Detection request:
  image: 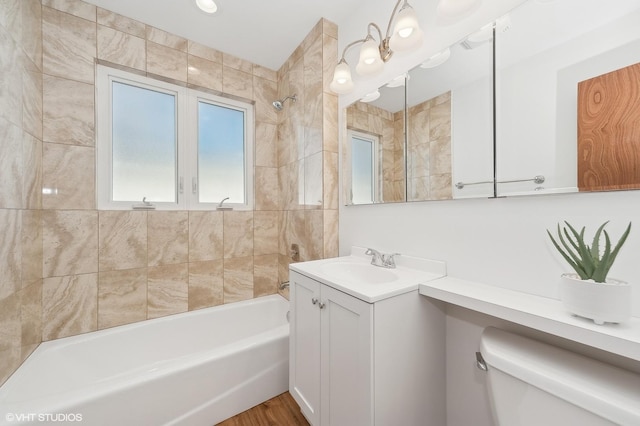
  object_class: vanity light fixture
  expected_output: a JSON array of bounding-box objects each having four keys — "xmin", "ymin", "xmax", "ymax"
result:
[
  {"xmin": 195, "ymin": 0, "xmax": 218, "ymax": 14},
  {"xmin": 420, "ymin": 47, "xmax": 451, "ymax": 69},
  {"xmin": 329, "ymin": 0, "xmax": 423, "ymax": 94},
  {"xmin": 360, "ymin": 90, "xmax": 381, "ymax": 103}
]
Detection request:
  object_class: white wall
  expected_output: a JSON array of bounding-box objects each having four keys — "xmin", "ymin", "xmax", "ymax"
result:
[{"xmin": 336, "ymin": 1, "xmax": 640, "ymax": 425}]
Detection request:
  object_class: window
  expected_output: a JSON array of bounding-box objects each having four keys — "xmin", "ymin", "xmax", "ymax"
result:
[
  {"xmin": 97, "ymin": 65, "xmax": 254, "ymax": 210},
  {"xmin": 348, "ymin": 130, "xmax": 379, "ymax": 204}
]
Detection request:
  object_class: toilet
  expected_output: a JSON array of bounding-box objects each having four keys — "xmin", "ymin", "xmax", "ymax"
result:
[{"xmin": 479, "ymin": 327, "xmax": 640, "ymax": 426}]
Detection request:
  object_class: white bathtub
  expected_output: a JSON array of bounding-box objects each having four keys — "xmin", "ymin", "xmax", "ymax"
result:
[{"xmin": 0, "ymin": 294, "xmax": 289, "ymax": 425}]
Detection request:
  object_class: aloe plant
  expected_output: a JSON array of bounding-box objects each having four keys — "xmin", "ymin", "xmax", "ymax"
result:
[{"xmin": 547, "ymin": 221, "xmax": 631, "ymax": 283}]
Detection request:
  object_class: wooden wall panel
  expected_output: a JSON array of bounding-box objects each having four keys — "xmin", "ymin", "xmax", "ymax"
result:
[{"xmin": 577, "ymin": 62, "xmax": 640, "ymax": 191}]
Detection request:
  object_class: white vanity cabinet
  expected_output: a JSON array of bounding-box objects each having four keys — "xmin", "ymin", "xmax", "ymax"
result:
[{"xmin": 289, "ymin": 269, "xmax": 446, "ymax": 426}]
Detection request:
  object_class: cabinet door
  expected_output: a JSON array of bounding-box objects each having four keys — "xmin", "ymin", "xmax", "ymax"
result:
[
  {"xmin": 289, "ymin": 272, "xmax": 321, "ymax": 425},
  {"xmin": 320, "ymin": 285, "xmax": 373, "ymax": 426}
]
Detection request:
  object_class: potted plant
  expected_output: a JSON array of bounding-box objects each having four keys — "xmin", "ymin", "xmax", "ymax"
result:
[{"xmin": 547, "ymin": 221, "xmax": 632, "ymax": 325}]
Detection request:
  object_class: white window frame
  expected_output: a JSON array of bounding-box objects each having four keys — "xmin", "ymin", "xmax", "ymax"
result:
[
  {"xmin": 348, "ymin": 129, "xmax": 380, "ymax": 204},
  {"xmin": 96, "ymin": 65, "xmax": 254, "ymax": 211}
]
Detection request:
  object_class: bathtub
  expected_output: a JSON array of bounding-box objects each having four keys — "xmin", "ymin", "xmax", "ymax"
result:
[{"xmin": 0, "ymin": 294, "xmax": 289, "ymax": 425}]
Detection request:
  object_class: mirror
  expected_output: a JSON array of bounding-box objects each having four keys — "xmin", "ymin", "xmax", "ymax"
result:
[
  {"xmin": 495, "ymin": 0, "xmax": 640, "ymax": 196},
  {"xmin": 407, "ymin": 38, "xmax": 494, "ymax": 201},
  {"xmin": 345, "ymin": 78, "xmax": 407, "ymax": 204}
]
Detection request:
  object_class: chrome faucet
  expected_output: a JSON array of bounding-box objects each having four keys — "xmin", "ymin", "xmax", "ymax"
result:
[{"xmin": 365, "ymin": 249, "xmax": 400, "ymax": 269}]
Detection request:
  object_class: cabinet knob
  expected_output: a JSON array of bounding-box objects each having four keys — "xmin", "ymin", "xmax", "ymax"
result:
[
  {"xmin": 319, "ymin": 302, "xmax": 326, "ymax": 309},
  {"xmin": 312, "ymin": 298, "xmax": 318, "ymax": 305}
]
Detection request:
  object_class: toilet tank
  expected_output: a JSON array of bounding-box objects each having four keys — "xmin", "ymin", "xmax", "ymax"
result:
[{"xmin": 480, "ymin": 327, "xmax": 640, "ymax": 426}]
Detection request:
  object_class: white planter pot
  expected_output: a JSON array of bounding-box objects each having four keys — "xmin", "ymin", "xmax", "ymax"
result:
[{"xmin": 560, "ymin": 273, "xmax": 632, "ymax": 325}]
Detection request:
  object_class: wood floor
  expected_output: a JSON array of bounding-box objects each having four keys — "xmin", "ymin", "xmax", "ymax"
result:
[{"xmin": 216, "ymin": 392, "xmax": 310, "ymax": 426}]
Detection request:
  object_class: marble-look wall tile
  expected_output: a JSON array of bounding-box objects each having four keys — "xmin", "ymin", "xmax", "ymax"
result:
[
  {"xmin": 305, "ymin": 210, "xmax": 323, "ymax": 261},
  {"xmin": 430, "ymin": 100, "xmax": 451, "ymax": 140},
  {"xmin": 188, "ymin": 211, "xmax": 223, "ymax": 262},
  {"xmin": 42, "ymin": 0, "xmax": 96, "ymax": 21},
  {"xmin": 255, "ymin": 167, "xmax": 279, "ymax": 211},
  {"xmin": 148, "ymin": 211, "xmax": 188, "ymax": 267},
  {"xmin": 0, "ymin": 209, "xmax": 21, "ymax": 301},
  {"xmin": 188, "ymin": 260, "xmax": 223, "ymax": 311},
  {"xmin": 23, "ymin": 65, "xmax": 43, "ymax": 141},
  {"xmin": 0, "ymin": 292, "xmax": 19, "ymax": 354},
  {"xmin": 43, "ymin": 75, "xmax": 94, "ymax": 146},
  {"xmin": 0, "ymin": 0, "xmax": 21, "ymax": 43},
  {"xmin": 97, "ymin": 7, "xmax": 145, "ymax": 38},
  {"xmin": 254, "ymin": 76, "xmax": 277, "ymax": 125},
  {"xmin": 187, "ymin": 54, "xmax": 222, "ymax": 91},
  {"xmin": 322, "ymin": 33, "xmax": 338, "ymax": 94},
  {"xmin": 304, "ymin": 153, "xmax": 323, "ymax": 208},
  {"xmin": 430, "ymin": 174, "xmax": 452, "ymax": 200},
  {"xmin": 21, "ymin": 210, "xmax": 42, "ymax": 284},
  {"xmin": 98, "ymin": 268, "xmax": 146, "ymax": 329},
  {"xmin": 187, "ymin": 40, "xmax": 222, "ymax": 63},
  {"xmin": 42, "ymin": 143, "xmax": 95, "ymax": 209},
  {"xmin": 223, "ymin": 211, "xmax": 254, "ymax": 258},
  {"xmin": 146, "ymin": 41, "xmax": 187, "ymax": 82},
  {"xmin": 20, "ymin": 280, "xmax": 42, "ymax": 349},
  {"xmin": 254, "ymin": 254, "xmax": 278, "ymax": 297},
  {"xmin": 146, "ymin": 26, "xmax": 187, "ymax": 51},
  {"xmin": 22, "ymin": 0, "xmax": 42, "ymax": 71},
  {"xmin": 222, "ymin": 66, "xmax": 253, "ymax": 99},
  {"xmin": 97, "ymin": 25, "xmax": 145, "ymax": 71},
  {"xmin": 0, "ymin": 116, "xmax": 23, "ymax": 209},
  {"xmin": 223, "ymin": 256, "xmax": 253, "ymax": 303},
  {"xmin": 322, "ymin": 19, "xmax": 338, "ymax": 39},
  {"xmin": 223, "ymin": 53, "xmax": 253, "ymax": 74},
  {"xmin": 323, "ymin": 151, "xmax": 338, "ymax": 210},
  {"xmin": 253, "ymin": 65, "xmax": 277, "ymax": 82},
  {"xmin": 98, "ymin": 211, "xmax": 147, "ymax": 271},
  {"xmin": 255, "ymin": 122, "xmax": 277, "ymax": 168},
  {"xmin": 148, "ymin": 263, "xmax": 188, "ymax": 319},
  {"xmin": 43, "ymin": 210, "xmax": 97, "ymax": 277},
  {"xmin": 323, "ymin": 94, "xmax": 338, "ymax": 153},
  {"xmin": 42, "ymin": 273, "xmax": 98, "ymax": 341},
  {"xmin": 323, "ymin": 209, "xmax": 339, "ymax": 259},
  {"xmin": 254, "ymin": 211, "xmax": 279, "ymax": 255},
  {"xmin": 42, "ymin": 6, "xmax": 96, "ymax": 84},
  {"xmin": 430, "ymin": 137, "xmax": 452, "ymax": 176},
  {"xmin": 0, "ymin": 26, "xmax": 22, "ymax": 128}
]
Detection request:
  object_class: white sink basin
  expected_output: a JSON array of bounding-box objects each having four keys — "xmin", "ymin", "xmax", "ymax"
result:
[{"xmin": 320, "ymin": 262, "xmax": 399, "ymax": 284}]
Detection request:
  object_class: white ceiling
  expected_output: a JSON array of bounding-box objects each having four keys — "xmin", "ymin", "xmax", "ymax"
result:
[{"xmin": 83, "ymin": 0, "xmax": 366, "ymax": 71}]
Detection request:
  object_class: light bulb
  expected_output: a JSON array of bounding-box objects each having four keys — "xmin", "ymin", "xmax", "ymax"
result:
[
  {"xmin": 356, "ymin": 38, "xmax": 384, "ymax": 77},
  {"xmin": 330, "ymin": 61, "xmax": 354, "ymax": 94},
  {"xmin": 390, "ymin": 4, "xmax": 423, "ymax": 52},
  {"xmin": 195, "ymin": 0, "xmax": 217, "ymax": 14}
]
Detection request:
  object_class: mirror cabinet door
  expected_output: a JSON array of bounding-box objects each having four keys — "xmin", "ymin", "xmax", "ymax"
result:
[
  {"xmin": 495, "ymin": 0, "xmax": 640, "ymax": 196},
  {"xmin": 345, "ymin": 81, "xmax": 406, "ymax": 205},
  {"xmin": 407, "ymin": 36, "xmax": 494, "ymax": 201}
]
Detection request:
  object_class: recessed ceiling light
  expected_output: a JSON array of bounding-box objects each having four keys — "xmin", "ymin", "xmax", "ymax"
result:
[{"xmin": 195, "ymin": 0, "xmax": 218, "ymax": 14}]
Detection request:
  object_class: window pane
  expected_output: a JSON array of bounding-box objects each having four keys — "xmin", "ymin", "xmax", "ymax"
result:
[
  {"xmin": 352, "ymin": 136, "xmax": 374, "ymax": 204},
  {"xmin": 198, "ymin": 101, "xmax": 245, "ymax": 203},
  {"xmin": 112, "ymin": 81, "xmax": 177, "ymax": 202}
]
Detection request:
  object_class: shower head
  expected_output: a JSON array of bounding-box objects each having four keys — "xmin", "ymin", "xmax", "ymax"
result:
[{"xmin": 272, "ymin": 94, "xmax": 297, "ymax": 111}]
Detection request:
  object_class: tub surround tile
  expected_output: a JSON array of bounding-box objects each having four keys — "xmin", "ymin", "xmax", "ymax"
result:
[
  {"xmin": 223, "ymin": 256, "xmax": 254, "ymax": 304},
  {"xmin": 188, "ymin": 260, "xmax": 224, "ymax": 311},
  {"xmin": 21, "ymin": 0, "xmax": 43, "ymax": 72},
  {"xmin": 42, "ymin": 0, "xmax": 96, "ymax": 22},
  {"xmin": 148, "ymin": 264, "xmax": 188, "ymax": 319},
  {"xmin": 20, "ymin": 280, "xmax": 42, "ymax": 348},
  {"xmin": 146, "ymin": 41, "xmax": 187, "ymax": 82},
  {"xmin": 187, "ymin": 54, "xmax": 222, "ymax": 91},
  {"xmin": 253, "ymin": 64, "xmax": 277, "ymax": 82},
  {"xmin": 0, "ymin": 27, "xmax": 22, "ymax": 128},
  {"xmin": 97, "ymin": 7, "xmax": 145, "ymax": 38},
  {"xmin": 43, "ymin": 74, "xmax": 94, "ymax": 146},
  {"xmin": 188, "ymin": 211, "xmax": 223, "ymax": 262},
  {"xmin": 22, "ymin": 67, "xmax": 43, "ymax": 141},
  {"xmin": 222, "ymin": 66, "xmax": 253, "ymax": 99},
  {"xmin": 0, "ymin": 117, "xmax": 23, "ymax": 209},
  {"xmin": 256, "ymin": 122, "xmax": 277, "ymax": 168},
  {"xmin": 255, "ymin": 167, "xmax": 279, "ymax": 211},
  {"xmin": 254, "ymin": 254, "xmax": 278, "ymax": 297},
  {"xmin": 323, "ymin": 94, "xmax": 338, "ymax": 153},
  {"xmin": 42, "ymin": 143, "xmax": 95, "ymax": 210},
  {"xmin": 146, "ymin": 26, "xmax": 187, "ymax": 51},
  {"xmin": 42, "ymin": 6, "xmax": 96, "ymax": 84},
  {"xmin": 42, "ymin": 273, "xmax": 98, "ymax": 341},
  {"xmin": 323, "ymin": 209, "xmax": 339, "ymax": 259},
  {"xmin": 430, "ymin": 174, "xmax": 452, "ymax": 200},
  {"xmin": 305, "ymin": 210, "xmax": 323, "ymax": 261},
  {"xmin": 223, "ymin": 52, "xmax": 252, "ymax": 74},
  {"xmin": 254, "ymin": 76, "xmax": 277, "ymax": 125},
  {"xmin": 223, "ymin": 211, "xmax": 254, "ymax": 258},
  {"xmin": 99, "ymin": 211, "xmax": 147, "ymax": 271},
  {"xmin": 304, "ymin": 153, "xmax": 323, "ymax": 208},
  {"xmin": 0, "ymin": 209, "xmax": 21, "ymax": 301},
  {"xmin": 0, "ymin": 292, "xmax": 20, "ymax": 353},
  {"xmin": 148, "ymin": 211, "xmax": 188, "ymax": 267},
  {"xmin": 0, "ymin": 0, "xmax": 21, "ymax": 40},
  {"xmin": 187, "ymin": 40, "xmax": 222, "ymax": 63},
  {"xmin": 323, "ymin": 151, "xmax": 338, "ymax": 210},
  {"xmin": 98, "ymin": 25, "xmax": 146, "ymax": 71},
  {"xmin": 21, "ymin": 210, "xmax": 42, "ymax": 283},
  {"xmin": 98, "ymin": 268, "xmax": 147, "ymax": 329},
  {"xmin": 254, "ymin": 211, "xmax": 279, "ymax": 256},
  {"xmin": 43, "ymin": 210, "xmax": 97, "ymax": 278}
]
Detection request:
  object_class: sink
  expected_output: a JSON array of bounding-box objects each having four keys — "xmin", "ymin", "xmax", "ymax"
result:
[{"xmin": 320, "ymin": 262, "xmax": 399, "ymax": 284}]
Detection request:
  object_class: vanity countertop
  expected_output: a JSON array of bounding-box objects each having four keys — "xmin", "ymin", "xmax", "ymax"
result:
[
  {"xmin": 290, "ymin": 247, "xmax": 446, "ymax": 303},
  {"xmin": 419, "ymin": 277, "xmax": 640, "ymax": 361}
]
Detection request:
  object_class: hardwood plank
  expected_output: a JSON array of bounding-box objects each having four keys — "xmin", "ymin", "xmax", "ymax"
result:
[{"xmin": 216, "ymin": 392, "xmax": 310, "ymax": 426}]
